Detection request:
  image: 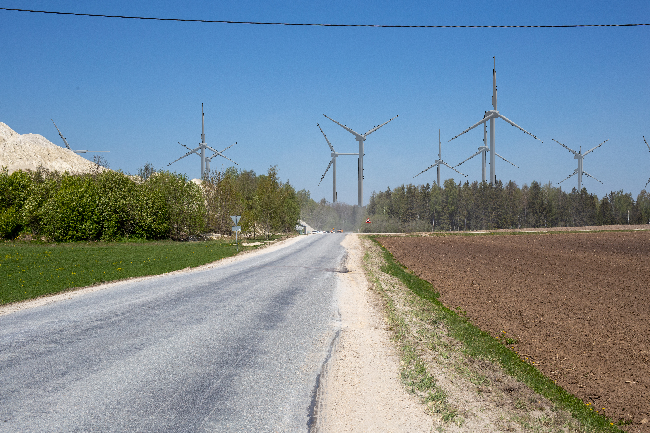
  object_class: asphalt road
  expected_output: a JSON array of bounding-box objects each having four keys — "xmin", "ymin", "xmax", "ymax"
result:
[{"xmin": 0, "ymin": 234, "xmax": 347, "ymax": 432}]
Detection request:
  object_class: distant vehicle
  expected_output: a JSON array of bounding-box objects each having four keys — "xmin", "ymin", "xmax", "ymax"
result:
[{"xmin": 337, "ymin": 229, "xmax": 343, "ymax": 233}]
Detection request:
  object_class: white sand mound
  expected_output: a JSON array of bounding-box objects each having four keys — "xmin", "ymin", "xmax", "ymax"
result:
[{"xmin": 0, "ymin": 122, "xmax": 106, "ymax": 174}]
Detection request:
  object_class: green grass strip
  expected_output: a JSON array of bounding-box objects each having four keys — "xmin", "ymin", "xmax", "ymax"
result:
[
  {"xmin": 369, "ymin": 235, "xmax": 624, "ymax": 432},
  {"xmin": 0, "ymin": 239, "xmax": 248, "ymax": 305}
]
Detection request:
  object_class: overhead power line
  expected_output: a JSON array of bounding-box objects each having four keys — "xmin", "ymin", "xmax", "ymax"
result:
[{"xmin": 0, "ymin": 7, "xmax": 648, "ymax": 28}]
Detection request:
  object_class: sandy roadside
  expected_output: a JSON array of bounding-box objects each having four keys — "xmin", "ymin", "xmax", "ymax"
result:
[{"xmin": 314, "ymin": 234, "xmax": 434, "ymax": 433}]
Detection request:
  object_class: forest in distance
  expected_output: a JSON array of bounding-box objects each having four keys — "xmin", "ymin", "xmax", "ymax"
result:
[{"xmin": 299, "ymin": 178, "xmax": 650, "ymax": 233}]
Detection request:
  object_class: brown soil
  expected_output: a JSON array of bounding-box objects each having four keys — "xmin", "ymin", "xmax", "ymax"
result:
[{"xmin": 378, "ymin": 228, "xmax": 650, "ymax": 432}]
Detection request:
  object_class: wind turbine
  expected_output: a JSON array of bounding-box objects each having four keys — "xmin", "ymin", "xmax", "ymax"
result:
[
  {"xmin": 168, "ymin": 103, "xmax": 237, "ymax": 179},
  {"xmin": 174, "ymin": 141, "xmax": 238, "ymax": 175},
  {"xmin": 552, "ymin": 138, "xmax": 608, "ymax": 191},
  {"xmin": 414, "ymin": 129, "xmax": 467, "ymax": 186},
  {"xmin": 643, "ymin": 135, "xmax": 650, "ymax": 188},
  {"xmin": 323, "ymin": 114, "xmax": 398, "ymax": 206},
  {"xmin": 51, "ymin": 120, "xmax": 110, "ymax": 154},
  {"xmin": 449, "ymin": 58, "xmax": 542, "ymax": 185},
  {"xmin": 454, "ymin": 117, "xmax": 519, "ymax": 182},
  {"xmin": 317, "ymin": 124, "xmax": 358, "ymax": 203}
]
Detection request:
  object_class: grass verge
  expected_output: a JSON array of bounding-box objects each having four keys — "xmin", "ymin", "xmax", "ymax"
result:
[
  {"xmin": 0, "ymin": 237, "xmax": 275, "ymax": 306},
  {"xmin": 366, "ymin": 235, "xmax": 623, "ymax": 432}
]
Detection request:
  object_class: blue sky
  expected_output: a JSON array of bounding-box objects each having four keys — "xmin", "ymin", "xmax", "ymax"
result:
[{"xmin": 2, "ymin": 1, "xmax": 649, "ymax": 205}]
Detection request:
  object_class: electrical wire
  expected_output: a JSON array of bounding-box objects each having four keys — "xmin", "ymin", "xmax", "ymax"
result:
[{"xmin": 0, "ymin": 7, "xmax": 648, "ymax": 28}]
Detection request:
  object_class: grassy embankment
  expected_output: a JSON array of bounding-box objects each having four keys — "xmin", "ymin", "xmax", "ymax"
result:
[
  {"xmin": 0, "ymin": 238, "xmax": 271, "ymax": 306},
  {"xmin": 368, "ymin": 235, "xmax": 624, "ymax": 432}
]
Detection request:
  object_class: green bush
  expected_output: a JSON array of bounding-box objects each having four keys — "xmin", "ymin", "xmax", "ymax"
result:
[
  {"xmin": 93, "ymin": 170, "xmax": 137, "ymax": 240},
  {"xmin": 144, "ymin": 171, "xmax": 206, "ymax": 240},
  {"xmin": 132, "ymin": 181, "xmax": 170, "ymax": 239},
  {"xmin": 0, "ymin": 165, "xmax": 302, "ymax": 241},
  {"xmin": 0, "ymin": 206, "xmax": 21, "ymax": 239},
  {"xmin": 41, "ymin": 174, "xmax": 101, "ymax": 241}
]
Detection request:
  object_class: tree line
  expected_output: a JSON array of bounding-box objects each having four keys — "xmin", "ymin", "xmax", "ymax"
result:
[
  {"xmin": 298, "ymin": 179, "xmax": 650, "ymax": 233},
  {"xmin": 0, "ymin": 165, "xmax": 300, "ymax": 241},
  {"xmin": 363, "ymin": 179, "xmax": 650, "ymax": 232}
]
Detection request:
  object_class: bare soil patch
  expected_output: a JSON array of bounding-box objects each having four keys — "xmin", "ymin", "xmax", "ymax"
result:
[{"xmin": 378, "ymin": 229, "xmax": 650, "ymax": 432}]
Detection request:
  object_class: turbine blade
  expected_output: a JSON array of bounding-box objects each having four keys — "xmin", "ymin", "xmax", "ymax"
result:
[
  {"xmin": 448, "ymin": 115, "xmax": 491, "ymax": 142},
  {"xmin": 454, "ymin": 150, "xmax": 482, "ymax": 167},
  {"xmin": 213, "ymin": 153, "xmax": 239, "ymax": 166},
  {"xmin": 497, "ymin": 114, "xmax": 543, "ymax": 142},
  {"xmin": 582, "ymin": 171, "xmax": 603, "ymax": 184},
  {"xmin": 218, "ymin": 142, "xmax": 236, "ymax": 154},
  {"xmin": 51, "ymin": 119, "xmax": 72, "ymax": 150},
  {"xmin": 441, "ymin": 161, "xmax": 467, "ymax": 177},
  {"xmin": 317, "ymin": 123, "xmax": 335, "ymax": 152},
  {"xmin": 179, "ymin": 142, "xmax": 193, "ymax": 152},
  {"xmin": 168, "ymin": 148, "xmax": 199, "ymax": 166},
  {"xmin": 583, "ymin": 139, "xmax": 608, "ymax": 156},
  {"xmin": 495, "ymin": 152, "xmax": 519, "ymax": 168},
  {"xmin": 644, "ymin": 136, "xmax": 650, "ymax": 152},
  {"xmin": 179, "ymin": 142, "xmax": 201, "ymax": 154},
  {"xmin": 552, "ymin": 139, "xmax": 577, "ymax": 155},
  {"xmin": 318, "ymin": 159, "xmax": 334, "ymax": 185},
  {"xmin": 363, "ymin": 115, "xmax": 398, "ymax": 137},
  {"xmin": 557, "ymin": 170, "xmax": 578, "ymax": 184},
  {"xmin": 323, "ymin": 114, "xmax": 363, "ymax": 139},
  {"xmin": 413, "ymin": 163, "xmax": 438, "ymax": 178},
  {"xmin": 204, "ymin": 145, "xmax": 221, "ymax": 154}
]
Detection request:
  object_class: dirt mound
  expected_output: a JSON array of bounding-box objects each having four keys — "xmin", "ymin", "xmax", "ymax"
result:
[
  {"xmin": 0, "ymin": 122, "xmax": 105, "ymax": 174},
  {"xmin": 379, "ymin": 230, "xmax": 650, "ymax": 431}
]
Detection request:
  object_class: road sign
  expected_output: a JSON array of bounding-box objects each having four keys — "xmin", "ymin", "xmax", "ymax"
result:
[
  {"xmin": 366, "ymin": 218, "xmax": 371, "ymax": 224},
  {"xmin": 230, "ymin": 215, "xmax": 241, "ymax": 225},
  {"xmin": 232, "ymin": 226, "xmax": 241, "ymax": 232}
]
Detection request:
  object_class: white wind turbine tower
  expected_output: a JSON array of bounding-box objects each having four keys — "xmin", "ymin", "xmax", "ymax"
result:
[
  {"xmin": 323, "ymin": 114, "xmax": 398, "ymax": 206},
  {"xmin": 317, "ymin": 123, "xmax": 358, "ymax": 203},
  {"xmin": 454, "ymin": 118, "xmax": 520, "ymax": 182},
  {"xmin": 51, "ymin": 120, "xmax": 110, "ymax": 154},
  {"xmin": 643, "ymin": 135, "xmax": 650, "ymax": 188},
  {"xmin": 552, "ymin": 138, "xmax": 608, "ymax": 191},
  {"xmin": 414, "ymin": 129, "xmax": 467, "ymax": 186},
  {"xmin": 449, "ymin": 58, "xmax": 542, "ymax": 185},
  {"xmin": 168, "ymin": 104, "xmax": 238, "ymax": 178}
]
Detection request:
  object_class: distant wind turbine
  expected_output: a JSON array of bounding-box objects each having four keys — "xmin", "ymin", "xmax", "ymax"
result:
[
  {"xmin": 454, "ymin": 118, "xmax": 519, "ymax": 182},
  {"xmin": 553, "ymin": 138, "xmax": 608, "ymax": 191},
  {"xmin": 414, "ymin": 129, "xmax": 467, "ymax": 186},
  {"xmin": 168, "ymin": 104, "xmax": 237, "ymax": 179},
  {"xmin": 449, "ymin": 58, "xmax": 542, "ymax": 185},
  {"xmin": 323, "ymin": 114, "xmax": 398, "ymax": 206},
  {"xmin": 317, "ymin": 124, "xmax": 358, "ymax": 203},
  {"xmin": 174, "ymin": 141, "xmax": 238, "ymax": 175},
  {"xmin": 51, "ymin": 119, "xmax": 109, "ymax": 154}
]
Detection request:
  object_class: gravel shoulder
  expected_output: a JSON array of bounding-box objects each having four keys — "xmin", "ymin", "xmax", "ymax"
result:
[
  {"xmin": 318, "ymin": 234, "xmax": 591, "ymax": 433},
  {"xmin": 314, "ymin": 234, "xmax": 433, "ymax": 432}
]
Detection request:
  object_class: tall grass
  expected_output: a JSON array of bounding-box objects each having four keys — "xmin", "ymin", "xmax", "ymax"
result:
[{"xmin": 0, "ymin": 240, "xmax": 240, "ymax": 305}]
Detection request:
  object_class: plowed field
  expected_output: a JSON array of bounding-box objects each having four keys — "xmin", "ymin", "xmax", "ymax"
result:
[{"xmin": 378, "ymin": 229, "xmax": 650, "ymax": 431}]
